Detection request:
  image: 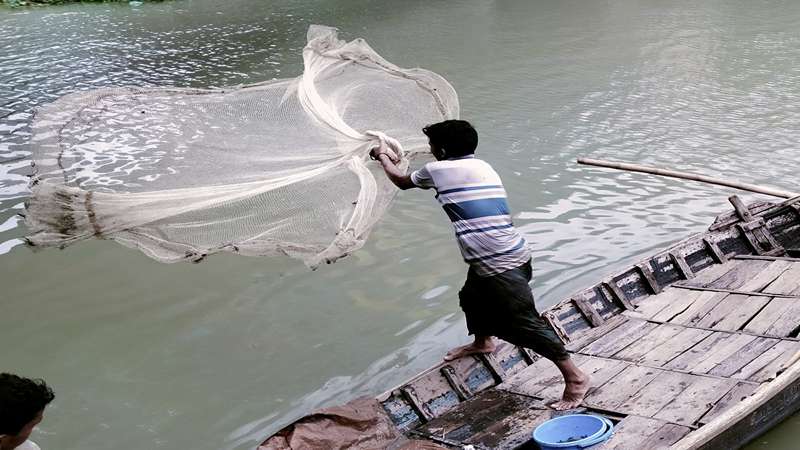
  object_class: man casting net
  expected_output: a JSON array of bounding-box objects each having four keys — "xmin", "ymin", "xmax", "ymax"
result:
[{"xmin": 24, "ymin": 25, "xmax": 459, "ymax": 267}]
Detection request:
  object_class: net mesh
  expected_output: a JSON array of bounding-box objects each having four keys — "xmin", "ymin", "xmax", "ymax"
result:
[{"xmin": 24, "ymin": 25, "xmax": 459, "ymax": 267}]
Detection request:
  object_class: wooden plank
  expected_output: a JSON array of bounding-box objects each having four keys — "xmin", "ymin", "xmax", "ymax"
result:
[
  {"xmin": 449, "ymin": 355, "xmax": 495, "ymax": 395},
  {"xmin": 598, "ymin": 415, "xmax": 669, "ymax": 450},
  {"xmin": 670, "ymin": 291, "xmax": 728, "ymax": 326},
  {"xmin": 565, "ymin": 315, "xmax": 628, "ymax": 351},
  {"xmin": 632, "ymin": 288, "xmax": 688, "ymax": 319},
  {"xmin": 638, "ymin": 423, "xmax": 692, "ymax": 448},
  {"xmin": 706, "ymin": 259, "xmax": 770, "ymax": 289},
  {"xmin": 762, "ymin": 263, "xmax": 800, "ymax": 295},
  {"xmin": 654, "ymin": 375, "xmax": 737, "ymax": 425},
  {"xmin": 619, "ymin": 371, "xmax": 694, "ymax": 416},
  {"xmin": 672, "ymin": 284, "xmax": 800, "ymax": 299},
  {"xmin": 536, "ymin": 356, "xmax": 628, "ymax": 402},
  {"xmin": 401, "ymin": 386, "xmax": 434, "ymax": 421},
  {"xmin": 638, "ymin": 327, "xmax": 713, "ymax": 367},
  {"xmin": 670, "ymin": 252, "xmax": 695, "ymax": 279},
  {"xmin": 613, "ymin": 323, "xmax": 684, "ymax": 362},
  {"xmin": 636, "ymin": 263, "xmax": 661, "ymax": 294},
  {"xmin": 750, "ymin": 345, "xmax": 800, "ymax": 382},
  {"xmin": 742, "ymin": 297, "xmax": 792, "ymax": 335},
  {"xmin": 764, "ymin": 300, "xmax": 800, "ymax": 337},
  {"xmin": 690, "ymin": 259, "xmax": 740, "ymax": 286},
  {"xmin": 585, "ymin": 365, "xmax": 663, "ymax": 411},
  {"xmin": 651, "ymin": 290, "xmax": 704, "ymax": 322},
  {"xmin": 734, "ymin": 254, "xmax": 800, "ymax": 262},
  {"xmin": 580, "ymin": 320, "xmax": 658, "ymax": 357},
  {"xmin": 691, "ymin": 333, "xmax": 758, "ymax": 374},
  {"xmin": 708, "ymin": 337, "xmax": 779, "ymax": 377},
  {"xmin": 699, "ymin": 382, "xmax": 760, "ymax": 425},
  {"xmin": 498, "ymin": 356, "xmax": 563, "ymax": 397},
  {"xmin": 573, "ymin": 297, "xmax": 604, "ymax": 327},
  {"xmin": 462, "ymin": 406, "xmax": 551, "ymax": 449},
  {"xmin": 733, "ymin": 340, "xmax": 800, "ymax": 380},
  {"xmin": 704, "ymin": 294, "xmax": 771, "ymax": 331},
  {"xmin": 738, "ymin": 260, "xmax": 793, "ymax": 292},
  {"xmin": 664, "ymin": 332, "xmax": 731, "ymax": 372},
  {"xmin": 704, "ymin": 238, "xmax": 728, "ymax": 263},
  {"xmin": 478, "ymin": 353, "xmax": 506, "ymax": 383}
]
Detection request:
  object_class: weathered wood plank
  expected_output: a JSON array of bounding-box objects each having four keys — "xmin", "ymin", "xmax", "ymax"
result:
[
  {"xmin": 632, "ymin": 288, "xmax": 688, "ymax": 319},
  {"xmin": 706, "ymin": 259, "xmax": 771, "ymax": 289},
  {"xmin": 597, "ymin": 415, "xmax": 669, "ymax": 450},
  {"xmin": 651, "ymin": 290, "xmax": 705, "ymax": 322},
  {"xmin": 654, "ymin": 375, "xmax": 737, "ymax": 425},
  {"xmin": 449, "ymin": 355, "xmax": 495, "ymax": 396},
  {"xmin": 750, "ymin": 344, "xmax": 800, "ymax": 382},
  {"xmin": 670, "ymin": 291, "xmax": 728, "ymax": 326},
  {"xmin": 638, "ymin": 327, "xmax": 713, "ymax": 367},
  {"xmin": 708, "ymin": 337, "xmax": 779, "ymax": 377},
  {"xmin": 664, "ymin": 332, "xmax": 730, "ymax": 371},
  {"xmin": 613, "ymin": 324, "xmax": 684, "ymax": 362},
  {"xmin": 703, "ymin": 294, "xmax": 771, "ymax": 331},
  {"xmin": 738, "ymin": 260, "xmax": 793, "ymax": 292},
  {"xmin": 733, "ymin": 340, "xmax": 800, "ymax": 381},
  {"xmin": 580, "ymin": 320, "xmax": 658, "ymax": 357},
  {"xmin": 762, "ymin": 263, "xmax": 800, "ymax": 295},
  {"xmin": 619, "ymin": 371, "xmax": 694, "ymax": 417},
  {"xmin": 742, "ymin": 297, "xmax": 791, "ymax": 335},
  {"xmin": 637, "ymin": 263, "xmax": 662, "ymax": 294},
  {"xmin": 673, "ymin": 284, "xmax": 800, "ymax": 299},
  {"xmin": 690, "ymin": 260, "xmax": 740, "ymax": 286},
  {"xmin": 497, "ymin": 356, "xmax": 563, "ymax": 397},
  {"xmin": 698, "ymin": 382, "xmax": 760, "ymax": 425},
  {"xmin": 764, "ymin": 301, "xmax": 800, "ymax": 337},
  {"xmin": 462, "ymin": 406, "xmax": 551, "ymax": 449},
  {"xmin": 565, "ymin": 315, "xmax": 628, "ymax": 352},
  {"xmin": 640, "ymin": 423, "xmax": 692, "ymax": 448},
  {"xmin": 536, "ymin": 356, "xmax": 628, "ymax": 402},
  {"xmin": 441, "ymin": 365, "xmax": 472, "ymax": 401},
  {"xmin": 603, "ymin": 280, "xmax": 635, "ymax": 310},
  {"xmin": 585, "ymin": 365, "xmax": 662, "ymax": 411},
  {"xmin": 692, "ymin": 333, "xmax": 759, "ymax": 374}
]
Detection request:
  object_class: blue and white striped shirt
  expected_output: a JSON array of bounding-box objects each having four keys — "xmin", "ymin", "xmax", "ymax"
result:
[{"xmin": 410, "ymin": 155, "xmax": 531, "ymax": 276}]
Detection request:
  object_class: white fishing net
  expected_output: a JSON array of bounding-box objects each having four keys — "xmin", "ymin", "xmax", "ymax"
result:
[{"xmin": 24, "ymin": 25, "xmax": 459, "ymax": 267}]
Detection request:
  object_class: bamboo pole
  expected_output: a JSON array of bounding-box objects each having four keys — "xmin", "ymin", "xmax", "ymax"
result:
[{"xmin": 577, "ymin": 158, "xmax": 799, "ymax": 199}]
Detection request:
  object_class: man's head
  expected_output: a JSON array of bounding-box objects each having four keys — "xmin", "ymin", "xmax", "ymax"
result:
[
  {"xmin": 422, "ymin": 120, "xmax": 478, "ymax": 161},
  {"xmin": 0, "ymin": 374, "xmax": 54, "ymax": 449}
]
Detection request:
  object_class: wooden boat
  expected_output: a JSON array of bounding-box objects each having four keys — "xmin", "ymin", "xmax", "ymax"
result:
[{"xmin": 264, "ymin": 194, "xmax": 800, "ymax": 449}]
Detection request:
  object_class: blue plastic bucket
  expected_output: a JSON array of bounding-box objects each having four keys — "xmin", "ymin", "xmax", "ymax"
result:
[{"xmin": 532, "ymin": 414, "xmax": 614, "ymax": 450}]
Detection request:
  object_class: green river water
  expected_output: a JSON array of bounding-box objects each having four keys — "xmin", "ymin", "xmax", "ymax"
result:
[{"xmin": 1, "ymin": 0, "xmax": 799, "ymax": 448}]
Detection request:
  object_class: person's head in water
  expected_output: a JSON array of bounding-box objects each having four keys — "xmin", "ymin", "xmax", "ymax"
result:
[
  {"xmin": 422, "ymin": 120, "xmax": 478, "ymax": 161},
  {"xmin": 0, "ymin": 374, "xmax": 54, "ymax": 450}
]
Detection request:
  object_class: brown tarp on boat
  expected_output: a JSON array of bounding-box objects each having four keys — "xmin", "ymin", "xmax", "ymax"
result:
[{"xmin": 259, "ymin": 396, "xmax": 446, "ymax": 450}]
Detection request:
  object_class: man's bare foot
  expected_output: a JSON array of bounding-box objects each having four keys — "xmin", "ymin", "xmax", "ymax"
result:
[
  {"xmin": 443, "ymin": 339, "xmax": 496, "ymax": 361},
  {"xmin": 549, "ymin": 373, "xmax": 590, "ymax": 411}
]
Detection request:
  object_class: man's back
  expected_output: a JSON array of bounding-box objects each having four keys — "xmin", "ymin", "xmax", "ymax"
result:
[{"xmin": 411, "ymin": 156, "xmax": 530, "ymax": 276}]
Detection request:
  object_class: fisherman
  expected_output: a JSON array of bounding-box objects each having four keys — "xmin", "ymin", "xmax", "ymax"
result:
[
  {"xmin": 371, "ymin": 120, "xmax": 589, "ymax": 409},
  {"xmin": 0, "ymin": 373, "xmax": 55, "ymax": 450}
]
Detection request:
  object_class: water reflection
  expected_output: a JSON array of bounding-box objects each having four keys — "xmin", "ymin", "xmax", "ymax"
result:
[{"xmin": 1, "ymin": 1, "xmax": 799, "ymax": 449}]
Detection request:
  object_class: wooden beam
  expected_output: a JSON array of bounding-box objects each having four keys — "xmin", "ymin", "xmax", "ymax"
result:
[
  {"xmin": 704, "ymin": 238, "xmax": 728, "ymax": 264},
  {"xmin": 672, "ymin": 284, "xmax": 800, "ymax": 299},
  {"xmin": 400, "ymin": 386, "xmax": 433, "ymax": 422},
  {"xmin": 734, "ymin": 254, "xmax": 800, "ymax": 262},
  {"xmin": 478, "ymin": 353, "xmax": 507, "ymax": 384},
  {"xmin": 670, "ymin": 252, "xmax": 695, "ymax": 279},
  {"xmin": 604, "ymin": 280, "xmax": 636, "ymax": 310},
  {"xmin": 573, "ymin": 297, "xmax": 605, "ymax": 327},
  {"xmin": 440, "ymin": 365, "xmax": 472, "ymax": 401},
  {"xmin": 730, "ymin": 195, "xmax": 755, "ymax": 222},
  {"xmin": 636, "ymin": 263, "xmax": 662, "ymax": 294}
]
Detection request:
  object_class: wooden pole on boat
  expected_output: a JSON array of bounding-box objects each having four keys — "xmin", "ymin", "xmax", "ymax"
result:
[{"xmin": 577, "ymin": 158, "xmax": 799, "ymax": 199}]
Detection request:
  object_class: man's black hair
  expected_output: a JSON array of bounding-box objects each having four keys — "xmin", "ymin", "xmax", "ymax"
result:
[
  {"xmin": 422, "ymin": 120, "xmax": 478, "ymax": 158},
  {"xmin": 0, "ymin": 373, "xmax": 55, "ymax": 435}
]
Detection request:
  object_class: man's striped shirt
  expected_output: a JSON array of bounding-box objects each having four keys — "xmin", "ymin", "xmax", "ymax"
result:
[{"xmin": 410, "ymin": 155, "xmax": 530, "ymax": 276}]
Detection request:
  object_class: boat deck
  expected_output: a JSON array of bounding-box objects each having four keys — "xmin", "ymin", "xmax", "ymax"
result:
[
  {"xmin": 378, "ymin": 199, "xmax": 800, "ymax": 449},
  {"xmin": 395, "ymin": 257, "xmax": 800, "ymax": 449}
]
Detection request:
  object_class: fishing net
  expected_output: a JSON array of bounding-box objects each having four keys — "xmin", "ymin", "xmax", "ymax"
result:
[{"xmin": 24, "ymin": 25, "xmax": 459, "ymax": 267}]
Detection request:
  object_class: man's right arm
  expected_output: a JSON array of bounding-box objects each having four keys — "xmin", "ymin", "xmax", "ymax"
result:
[{"xmin": 376, "ymin": 153, "xmax": 417, "ymax": 190}]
